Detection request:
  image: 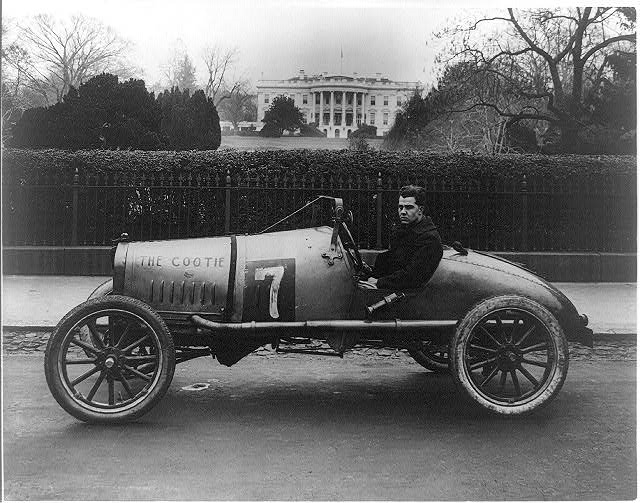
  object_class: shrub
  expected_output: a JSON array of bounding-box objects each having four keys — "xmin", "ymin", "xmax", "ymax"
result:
[
  {"xmin": 10, "ymin": 74, "xmax": 221, "ymax": 151},
  {"xmin": 350, "ymin": 124, "xmax": 377, "ymax": 138},
  {"xmin": 298, "ymin": 123, "xmax": 326, "ymax": 137},
  {"xmin": 348, "ymin": 136, "xmax": 371, "ymax": 151}
]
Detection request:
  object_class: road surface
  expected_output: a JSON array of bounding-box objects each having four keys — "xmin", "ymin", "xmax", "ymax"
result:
[{"xmin": 3, "ymin": 341, "xmax": 636, "ymax": 500}]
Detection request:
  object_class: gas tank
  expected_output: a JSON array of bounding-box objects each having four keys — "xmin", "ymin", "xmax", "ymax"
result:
[{"xmin": 113, "ymin": 227, "xmax": 355, "ymax": 323}]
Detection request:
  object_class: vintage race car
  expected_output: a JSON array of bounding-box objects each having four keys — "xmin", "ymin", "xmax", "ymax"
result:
[{"xmin": 45, "ymin": 197, "xmax": 592, "ymax": 423}]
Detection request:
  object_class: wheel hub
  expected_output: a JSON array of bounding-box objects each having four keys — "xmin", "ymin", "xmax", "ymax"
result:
[
  {"xmin": 101, "ymin": 347, "xmax": 124, "ymax": 372},
  {"xmin": 497, "ymin": 346, "xmax": 521, "ymax": 371}
]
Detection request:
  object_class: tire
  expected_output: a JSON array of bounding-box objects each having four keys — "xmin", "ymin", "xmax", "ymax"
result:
[
  {"xmin": 45, "ymin": 295, "xmax": 175, "ymax": 423},
  {"xmin": 450, "ymin": 295, "xmax": 568, "ymax": 415},
  {"xmin": 408, "ymin": 342, "xmax": 449, "ymax": 373}
]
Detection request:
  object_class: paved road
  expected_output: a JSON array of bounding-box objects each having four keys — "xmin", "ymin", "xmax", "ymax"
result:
[{"xmin": 3, "ymin": 345, "xmax": 636, "ymax": 500}]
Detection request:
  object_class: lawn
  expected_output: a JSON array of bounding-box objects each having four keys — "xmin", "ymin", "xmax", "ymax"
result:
[{"xmin": 220, "ymin": 136, "xmax": 384, "ymax": 150}]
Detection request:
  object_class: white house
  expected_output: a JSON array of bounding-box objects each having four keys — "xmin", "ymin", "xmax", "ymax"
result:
[{"xmin": 257, "ymin": 70, "xmax": 419, "ymax": 138}]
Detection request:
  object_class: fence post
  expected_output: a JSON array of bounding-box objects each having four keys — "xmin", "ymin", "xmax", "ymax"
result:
[
  {"xmin": 520, "ymin": 174, "xmax": 529, "ymax": 251},
  {"xmin": 376, "ymin": 171, "xmax": 382, "ymax": 248},
  {"xmin": 71, "ymin": 167, "xmax": 79, "ymax": 246},
  {"xmin": 224, "ymin": 169, "xmax": 231, "ymax": 234}
]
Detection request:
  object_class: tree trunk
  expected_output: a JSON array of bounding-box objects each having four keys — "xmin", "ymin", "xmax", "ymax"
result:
[{"xmin": 558, "ymin": 118, "xmax": 581, "ymax": 152}]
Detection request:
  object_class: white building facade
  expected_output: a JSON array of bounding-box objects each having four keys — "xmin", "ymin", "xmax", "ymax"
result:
[{"xmin": 257, "ymin": 71, "xmax": 419, "ymax": 138}]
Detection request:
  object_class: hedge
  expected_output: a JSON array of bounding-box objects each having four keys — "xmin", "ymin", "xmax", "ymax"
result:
[{"xmin": 2, "ymin": 148, "xmax": 636, "ymax": 185}]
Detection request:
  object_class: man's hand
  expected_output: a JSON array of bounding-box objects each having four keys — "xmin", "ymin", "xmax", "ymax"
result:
[{"xmin": 367, "ymin": 277, "xmax": 378, "ymax": 286}]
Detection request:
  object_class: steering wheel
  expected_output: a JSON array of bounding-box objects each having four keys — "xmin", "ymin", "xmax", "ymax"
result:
[{"xmin": 339, "ymin": 221, "xmax": 366, "ymax": 274}]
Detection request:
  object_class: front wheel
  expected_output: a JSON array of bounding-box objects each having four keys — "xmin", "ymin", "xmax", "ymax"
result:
[
  {"xmin": 450, "ymin": 295, "xmax": 568, "ymax": 415},
  {"xmin": 88, "ymin": 279, "xmax": 113, "ymax": 299},
  {"xmin": 45, "ymin": 295, "xmax": 175, "ymax": 423}
]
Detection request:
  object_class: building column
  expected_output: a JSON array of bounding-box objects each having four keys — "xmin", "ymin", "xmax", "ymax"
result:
[
  {"xmin": 329, "ymin": 91, "xmax": 334, "ymax": 127},
  {"xmin": 353, "ymin": 91, "xmax": 357, "ymax": 127},
  {"xmin": 319, "ymin": 91, "xmax": 323, "ymax": 126},
  {"xmin": 341, "ymin": 91, "xmax": 346, "ymax": 126},
  {"xmin": 363, "ymin": 92, "xmax": 368, "ymax": 124}
]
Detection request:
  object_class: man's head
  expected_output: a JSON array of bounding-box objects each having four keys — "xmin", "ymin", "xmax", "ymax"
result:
[{"xmin": 398, "ymin": 185, "xmax": 426, "ymax": 226}]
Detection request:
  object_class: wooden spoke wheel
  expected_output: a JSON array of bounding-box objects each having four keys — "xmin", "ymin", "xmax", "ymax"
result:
[
  {"xmin": 45, "ymin": 296, "xmax": 175, "ymax": 423},
  {"xmin": 450, "ymin": 295, "xmax": 568, "ymax": 415}
]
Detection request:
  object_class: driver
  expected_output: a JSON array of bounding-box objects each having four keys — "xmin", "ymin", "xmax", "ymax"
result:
[{"xmin": 363, "ymin": 185, "xmax": 443, "ymax": 289}]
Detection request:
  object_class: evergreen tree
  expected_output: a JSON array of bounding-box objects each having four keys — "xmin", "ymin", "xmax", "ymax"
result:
[
  {"xmin": 176, "ymin": 54, "xmax": 197, "ymax": 92},
  {"xmin": 157, "ymin": 87, "xmax": 221, "ymax": 150},
  {"xmin": 260, "ymin": 95, "xmax": 304, "ymax": 137}
]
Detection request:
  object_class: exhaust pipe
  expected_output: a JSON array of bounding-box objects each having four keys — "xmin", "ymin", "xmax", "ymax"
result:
[{"xmin": 191, "ymin": 315, "xmax": 457, "ymax": 336}]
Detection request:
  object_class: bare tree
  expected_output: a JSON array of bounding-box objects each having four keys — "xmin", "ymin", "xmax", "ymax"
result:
[
  {"xmin": 2, "ymin": 23, "xmax": 49, "ymax": 109},
  {"xmin": 217, "ymin": 78, "xmax": 255, "ymax": 128},
  {"xmin": 436, "ymin": 7, "xmax": 636, "ymax": 150},
  {"xmin": 201, "ymin": 45, "xmax": 240, "ymax": 106},
  {"xmin": 19, "ymin": 14, "xmax": 133, "ymax": 102}
]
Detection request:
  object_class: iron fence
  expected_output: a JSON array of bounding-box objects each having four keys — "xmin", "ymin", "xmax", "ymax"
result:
[{"xmin": 3, "ymin": 168, "xmax": 636, "ymax": 252}]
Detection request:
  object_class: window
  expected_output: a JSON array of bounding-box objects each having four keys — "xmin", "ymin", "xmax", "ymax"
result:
[
  {"xmin": 383, "ymin": 112, "xmax": 389, "ymax": 125},
  {"xmin": 357, "ymin": 95, "xmax": 362, "ymax": 106},
  {"xmin": 264, "ymin": 94, "xmax": 270, "ymax": 104},
  {"xmin": 370, "ymin": 95, "xmax": 376, "ymax": 105},
  {"xmin": 384, "ymin": 96, "xmax": 388, "ymax": 106},
  {"xmin": 316, "ymin": 94, "xmax": 321, "ymax": 104},
  {"xmin": 323, "ymin": 112, "xmax": 330, "ymax": 125},
  {"xmin": 324, "ymin": 94, "xmax": 330, "ymax": 105},
  {"xmin": 303, "ymin": 94, "xmax": 308, "ymax": 104},
  {"xmin": 334, "ymin": 112, "xmax": 342, "ymax": 124},
  {"xmin": 336, "ymin": 94, "xmax": 342, "ymax": 105},
  {"xmin": 370, "ymin": 111, "xmax": 376, "ymax": 125},
  {"xmin": 397, "ymin": 96, "xmax": 402, "ymax": 106}
]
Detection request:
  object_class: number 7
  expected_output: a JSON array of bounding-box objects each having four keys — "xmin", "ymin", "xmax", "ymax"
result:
[{"xmin": 254, "ymin": 266, "xmax": 285, "ymax": 319}]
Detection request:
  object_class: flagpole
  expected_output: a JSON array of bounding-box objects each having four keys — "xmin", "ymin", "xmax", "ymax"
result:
[{"xmin": 340, "ymin": 46, "xmax": 343, "ymax": 74}]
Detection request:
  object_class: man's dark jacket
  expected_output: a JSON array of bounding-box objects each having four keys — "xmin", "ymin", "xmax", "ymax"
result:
[{"xmin": 372, "ymin": 216, "xmax": 443, "ymax": 290}]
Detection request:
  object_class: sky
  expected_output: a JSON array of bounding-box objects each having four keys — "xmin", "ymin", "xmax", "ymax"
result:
[{"xmin": 2, "ymin": 0, "xmax": 482, "ymax": 90}]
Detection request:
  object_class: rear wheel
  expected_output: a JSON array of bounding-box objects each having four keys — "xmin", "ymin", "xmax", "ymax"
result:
[
  {"xmin": 450, "ymin": 295, "xmax": 568, "ymax": 415},
  {"xmin": 45, "ymin": 295, "xmax": 175, "ymax": 423},
  {"xmin": 408, "ymin": 342, "xmax": 449, "ymax": 373}
]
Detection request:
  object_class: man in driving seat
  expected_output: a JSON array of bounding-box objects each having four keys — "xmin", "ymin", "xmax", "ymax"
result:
[{"xmin": 364, "ymin": 185, "xmax": 443, "ymax": 289}]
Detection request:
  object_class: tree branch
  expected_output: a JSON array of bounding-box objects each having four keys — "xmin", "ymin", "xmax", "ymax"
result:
[{"xmin": 580, "ymin": 34, "xmax": 637, "ymax": 64}]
